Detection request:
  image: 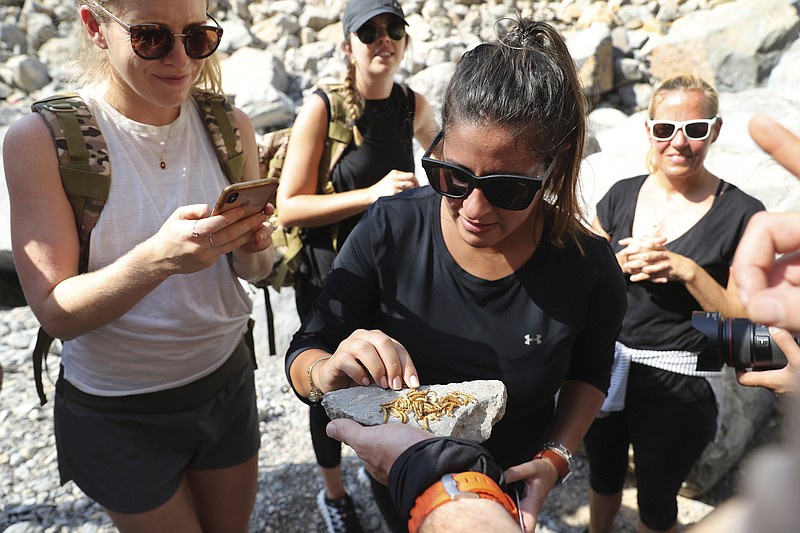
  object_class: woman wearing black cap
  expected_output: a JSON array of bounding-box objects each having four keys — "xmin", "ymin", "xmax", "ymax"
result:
[{"xmin": 276, "ymin": 1, "xmax": 438, "ymax": 531}]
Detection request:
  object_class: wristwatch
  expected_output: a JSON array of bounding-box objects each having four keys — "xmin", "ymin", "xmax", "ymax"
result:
[
  {"xmin": 534, "ymin": 441, "xmax": 574, "ymax": 484},
  {"xmin": 408, "ymin": 472, "xmax": 518, "ymax": 532}
]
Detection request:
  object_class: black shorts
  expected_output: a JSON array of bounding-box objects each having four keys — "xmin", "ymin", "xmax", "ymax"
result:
[{"xmin": 54, "ymin": 339, "xmax": 260, "ymax": 514}]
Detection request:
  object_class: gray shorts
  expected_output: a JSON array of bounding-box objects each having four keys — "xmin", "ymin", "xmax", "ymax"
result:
[{"xmin": 53, "ymin": 339, "xmax": 259, "ymax": 514}]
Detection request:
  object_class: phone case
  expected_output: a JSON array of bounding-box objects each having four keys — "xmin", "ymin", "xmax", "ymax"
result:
[{"xmin": 212, "ymin": 178, "xmax": 278, "ymax": 216}]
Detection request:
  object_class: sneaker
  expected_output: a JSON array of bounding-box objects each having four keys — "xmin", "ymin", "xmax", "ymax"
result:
[{"xmin": 316, "ymin": 489, "xmax": 364, "ymax": 533}]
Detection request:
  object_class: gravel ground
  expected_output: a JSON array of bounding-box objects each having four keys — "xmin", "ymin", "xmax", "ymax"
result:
[{"xmin": 0, "ymin": 292, "xmax": 784, "ymax": 533}]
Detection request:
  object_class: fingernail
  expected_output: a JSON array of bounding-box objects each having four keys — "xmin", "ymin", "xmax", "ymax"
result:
[
  {"xmin": 392, "ymin": 376, "xmax": 402, "ymax": 390},
  {"xmin": 409, "ymin": 375, "xmax": 420, "ymax": 388},
  {"xmin": 361, "ymin": 377, "xmax": 371, "ymax": 386},
  {"xmin": 326, "ymin": 421, "xmax": 337, "ymax": 435},
  {"xmin": 380, "ymin": 376, "xmax": 388, "ymax": 389}
]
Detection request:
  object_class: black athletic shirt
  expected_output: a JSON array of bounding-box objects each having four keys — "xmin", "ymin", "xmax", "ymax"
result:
[
  {"xmin": 596, "ymin": 175, "xmax": 765, "ymax": 352},
  {"xmin": 300, "ymin": 83, "xmax": 416, "ymax": 289},
  {"xmin": 286, "ymin": 187, "xmax": 627, "ymax": 468}
]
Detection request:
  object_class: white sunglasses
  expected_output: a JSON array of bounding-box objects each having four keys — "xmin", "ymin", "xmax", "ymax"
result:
[{"xmin": 646, "ymin": 117, "xmax": 719, "ymax": 141}]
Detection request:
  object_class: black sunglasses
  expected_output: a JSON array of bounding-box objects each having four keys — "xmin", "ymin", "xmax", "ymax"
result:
[
  {"xmin": 421, "ymin": 131, "xmax": 555, "ymax": 211},
  {"xmin": 90, "ymin": 1, "xmax": 223, "ymax": 60},
  {"xmin": 355, "ymin": 18, "xmax": 406, "ymax": 44}
]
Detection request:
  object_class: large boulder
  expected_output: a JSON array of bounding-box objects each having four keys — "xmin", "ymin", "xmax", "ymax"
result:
[{"xmin": 645, "ymin": 0, "xmax": 800, "ymax": 90}]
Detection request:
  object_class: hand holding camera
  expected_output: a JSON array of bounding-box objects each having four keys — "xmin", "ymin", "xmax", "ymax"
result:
[
  {"xmin": 736, "ymin": 327, "xmax": 800, "ymax": 395},
  {"xmin": 692, "ymin": 311, "xmax": 795, "ymax": 372},
  {"xmin": 733, "ymin": 114, "xmax": 800, "ymax": 335},
  {"xmin": 726, "ymin": 114, "xmax": 800, "ymax": 394}
]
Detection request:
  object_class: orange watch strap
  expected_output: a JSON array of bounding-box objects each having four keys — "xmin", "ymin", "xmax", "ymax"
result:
[
  {"xmin": 408, "ymin": 472, "xmax": 518, "ymax": 533},
  {"xmin": 534, "ymin": 448, "xmax": 570, "ymax": 481}
]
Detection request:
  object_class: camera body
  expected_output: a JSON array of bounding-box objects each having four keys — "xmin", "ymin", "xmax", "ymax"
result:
[{"xmin": 691, "ymin": 311, "xmax": 790, "ymax": 371}]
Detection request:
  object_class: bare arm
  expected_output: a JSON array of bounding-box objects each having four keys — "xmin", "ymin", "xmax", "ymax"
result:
[
  {"xmin": 413, "ymin": 92, "xmax": 439, "ymax": 150},
  {"xmin": 276, "ymin": 94, "xmax": 377, "ymax": 228},
  {"xmin": 420, "ymin": 499, "xmax": 521, "ymax": 533},
  {"xmin": 504, "ymin": 380, "xmax": 605, "ymax": 532},
  {"xmin": 326, "ymin": 420, "xmax": 520, "ymax": 533},
  {"xmin": 277, "ymin": 93, "xmax": 420, "ymax": 229},
  {"xmin": 676, "ymin": 262, "xmax": 746, "ymax": 317}
]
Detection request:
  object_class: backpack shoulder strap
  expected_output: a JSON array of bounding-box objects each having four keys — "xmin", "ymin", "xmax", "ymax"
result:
[
  {"xmin": 32, "ymin": 92, "xmax": 111, "ymax": 272},
  {"xmin": 191, "ymin": 91, "xmax": 244, "ymax": 185},
  {"xmin": 316, "ymin": 83, "xmax": 354, "ymax": 193},
  {"xmin": 30, "ymin": 92, "xmax": 112, "ymax": 405}
]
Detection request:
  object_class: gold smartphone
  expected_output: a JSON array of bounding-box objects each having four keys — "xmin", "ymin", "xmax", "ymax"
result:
[{"xmin": 211, "ymin": 178, "xmax": 278, "ymax": 216}]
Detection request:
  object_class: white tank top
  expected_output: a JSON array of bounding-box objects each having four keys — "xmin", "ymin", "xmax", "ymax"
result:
[{"xmin": 61, "ymin": 85, "xmax": 252, "ymax": 396}]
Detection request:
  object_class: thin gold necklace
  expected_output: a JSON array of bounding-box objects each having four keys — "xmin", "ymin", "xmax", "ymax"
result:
[
  {"xmin": 143, "ymin": 123, "xmax": 173, "ymax": 170},
  {"xmin": 647, "ymin": 176, "xmax": 708, "ymax": 236}
]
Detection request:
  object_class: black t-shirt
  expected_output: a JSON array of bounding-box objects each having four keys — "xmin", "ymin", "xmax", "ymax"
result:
[
  {"xmin": 596, "ymin": 175, "xmax": 765, "ymax": 351},
  {"xmin": 300, "ymin": 83, "xmax": 416, "ymax": 292},
  {"xmin": 286, "ymin": 187, "xmax": 627, "ymax": 468}
]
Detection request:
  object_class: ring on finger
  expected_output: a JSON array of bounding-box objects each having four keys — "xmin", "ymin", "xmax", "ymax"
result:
[
  {"xmin": 209, "ymin": 233, "xmax": 217, "ymax": 248},
  {"xmin": 192, "ymin": 220, "xmax": 201, "ymax": 238}
]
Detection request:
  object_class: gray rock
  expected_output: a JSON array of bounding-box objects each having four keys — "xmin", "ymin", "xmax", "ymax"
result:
[
  {"xmin": 0, "ymin": 22, "xmax": 27, "ymax": 55},
  {"xmin": 566, "ymin": 22, "xmax": 615, "ymax": 100},
  {"xmin": 646, "ymin": 0, "xmax": 800, "ymax": 90},
  {"xmin": 321, "ymin": 380, "xmax": 507, "ymax": 442},
  {"xmin": 768, "ymin": 38, "xmax": 800, "ymax": 102},
  {"xmin": 2, "ymin": 54, "xmax": 49, "ymax": 92}
]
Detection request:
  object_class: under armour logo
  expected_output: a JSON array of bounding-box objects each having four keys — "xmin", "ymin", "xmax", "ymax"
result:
[{"xmin": 524, "ymin": 334, "xmax": 542, "ymax": 345}]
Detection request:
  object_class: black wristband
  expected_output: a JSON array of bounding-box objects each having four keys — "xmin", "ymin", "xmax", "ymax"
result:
[{"xmin": 388, "ymin": 437, "xmax": 506, "ymax": 520}]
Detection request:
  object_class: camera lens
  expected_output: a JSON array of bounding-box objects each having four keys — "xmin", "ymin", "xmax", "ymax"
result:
[
  {"xmin": 720, "ymin": 318, "xmax": 789, "ymax": 370},
  {"xmin": 226, "ymin": 192, "xmax": 239, "ymax": 204},
  {"xmin": 692, "ymin": 312, "xmax": 790, "ymax": 371}
]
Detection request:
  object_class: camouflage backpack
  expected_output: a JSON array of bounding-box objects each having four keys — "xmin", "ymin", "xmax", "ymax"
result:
[
  {"xmin": 29, "ymin": 90, "xmax": 247, "ymax": 405},
  {"xmin": 255, "ymin": 83, "xmax": 353, "ymax": 290}
]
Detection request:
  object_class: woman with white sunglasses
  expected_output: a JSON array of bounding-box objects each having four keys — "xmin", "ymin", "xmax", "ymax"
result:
[
  {"xmin": 3, "ymin": 1, "xmax": 275, "ymax": 531},
  {"xmin": 285, "ymin": 17, "xmax": 627, "ymax": 533},
  {"xmin": 582, "ymin": 75, "xmax": 765, "ymax": 533}
]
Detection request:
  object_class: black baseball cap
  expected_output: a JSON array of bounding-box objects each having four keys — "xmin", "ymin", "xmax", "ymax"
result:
[{"xmin": 342, "ymin": 0, "xmax": 407, "ymax": 38}]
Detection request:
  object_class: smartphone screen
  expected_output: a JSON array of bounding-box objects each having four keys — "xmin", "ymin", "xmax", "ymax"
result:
[{"xmin": 211, "ymin": 178, "xmax": 278, "ymax": 216}]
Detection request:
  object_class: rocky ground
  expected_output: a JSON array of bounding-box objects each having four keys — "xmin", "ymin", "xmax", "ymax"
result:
[
  {"xmin": 0, "ymin": 291, "xmax": 786, "ymax": 533},
  {"xmin": 1, "ymin": 0, "xmax": 797, "ymax": 530}
]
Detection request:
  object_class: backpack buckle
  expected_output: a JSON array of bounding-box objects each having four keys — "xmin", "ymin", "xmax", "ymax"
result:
[{"xmin": 42, "ymin": 102, "xmax": 79, "ymax": 113}]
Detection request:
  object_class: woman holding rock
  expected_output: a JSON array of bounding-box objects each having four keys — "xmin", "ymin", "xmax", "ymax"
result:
[
  {"xmin": 285, "ymin": 16, "xmax": 626, "ymax": 533},
  {"xmin": 276, "ymin": 0, "xmax": 437, "ymax": 531}
]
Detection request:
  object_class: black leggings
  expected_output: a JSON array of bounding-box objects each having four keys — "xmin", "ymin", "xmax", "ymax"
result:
[
  {"xmin": 296, "ymin": 270, "xmax": 342, "ymax": 469},
  {"xmin": 583, "ymin": 363, "xmax": 717, "ymax": 531},
  {"xmin": 310, "ymin": 403, "xmax": 342, "ymax": 468}
]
